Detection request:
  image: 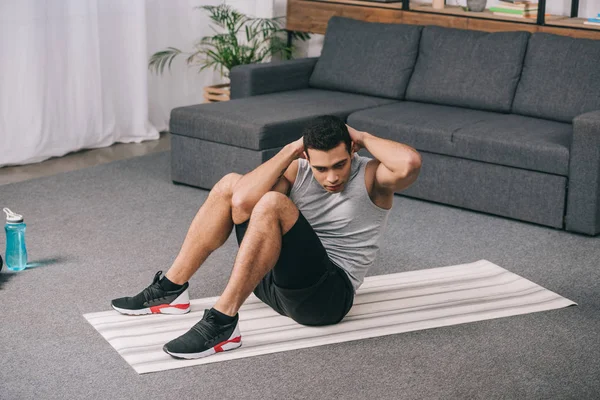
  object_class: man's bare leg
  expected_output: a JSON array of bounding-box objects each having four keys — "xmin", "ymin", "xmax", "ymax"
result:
[
  {"xmin": 213, "ymin": 191, "xmax": 300, "ymax": 316},
  {"xmin": 165, "ymin": 173, "xmax": 242, "ymax": 285},
  {"xmin": 161, "ymin": 192, "xmax": 299, "ymax": 358}
]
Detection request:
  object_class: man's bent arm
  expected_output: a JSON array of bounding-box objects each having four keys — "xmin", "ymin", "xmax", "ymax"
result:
[
  {"xmin": 347, "ymin": 125, "xmax": 421, "ymax": 193},
  {"xmin": 231, "ymin": 141, "xmax": 301, "ymax": 214},
  {"xmin": 361, "ymin": 132, "xmax": 421, "ymax": 177}
]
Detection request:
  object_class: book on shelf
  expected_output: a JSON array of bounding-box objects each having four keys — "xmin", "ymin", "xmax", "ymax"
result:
[
  {"xmin": 584, "ymin": 21, "xmax": 600, "ymax": 27},
  {"xmin": 587, "ymin": 17, "xmax": 600, "ymax": 23},
  {"xmin": 498, "ymin": 0, "xmax": 538, "ymax": 4},
  {"xmin": 489, "ymin": 8, "xmax": 536, "ymax": 15},
  {"xmin": 491, "ymin": 12, "xmax": 552, "ymax": 19},
  {"xmin": 492, "ymin": 12, "xmax": 537, "ymax": 19},
  {"xmin": 489, "ymin": 7, "xmax": 537, "ymax": 15},
  {"xmin": 495, "ymin": 3, "xmax": 538, "ymax": 11}
]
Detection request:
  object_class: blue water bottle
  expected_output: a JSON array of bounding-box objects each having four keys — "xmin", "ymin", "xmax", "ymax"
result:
[{"xmin": 3, "ymin": 208, "xmax": 28, "ymax": 271}]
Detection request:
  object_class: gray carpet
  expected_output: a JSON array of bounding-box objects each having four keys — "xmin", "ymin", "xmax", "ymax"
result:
[{"xmin": 0, "ymin": 151, "xmax": 598, "ymax": 400}]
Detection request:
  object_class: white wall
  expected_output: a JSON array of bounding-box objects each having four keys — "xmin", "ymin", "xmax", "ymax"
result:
[{"xmin": 146, "ymin": 0, "xmax": 273, "ymax": 131}]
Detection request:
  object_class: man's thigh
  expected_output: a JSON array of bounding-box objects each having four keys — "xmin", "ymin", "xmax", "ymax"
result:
[
  {"xmin": 235, "ymin": 212, "xmax": 354, "ymax": 326},
  {"xmin": 234, "ymin": 211, "xmax": 330, "ymax": 290}
]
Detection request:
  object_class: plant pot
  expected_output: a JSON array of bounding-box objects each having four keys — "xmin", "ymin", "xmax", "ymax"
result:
[
  {"xmin": 432, "ymin": 0, "xmax": 445, "ymax": 10},
  {"xmin": 467, "ymin": 0, "xmax": 487, "ymax": 12},
  {"xmin": 203, "ymin": 83, "xmax": 230, "ymax": 103}
]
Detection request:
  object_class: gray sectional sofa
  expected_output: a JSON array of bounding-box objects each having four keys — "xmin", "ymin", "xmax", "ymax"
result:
[{"xmin": 169, "ymin": 17, "xmax": 600, "ymax": 236}]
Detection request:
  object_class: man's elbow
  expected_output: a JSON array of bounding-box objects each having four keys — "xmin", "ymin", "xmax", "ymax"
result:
[
  {"xmin": 231, "ymin": 192, "xmax": 253, "ymax": 221},
  {"xmin": 395, "ymin": 154, "xmax": 421, "ymax": 191},
  {"xmin": 403, "ymin": 153, "xmax": 422, "ymax": 180}
]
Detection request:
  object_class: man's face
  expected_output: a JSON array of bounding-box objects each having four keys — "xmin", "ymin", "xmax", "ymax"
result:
[{"xmin": 306, "ymin": 142, "xmax": 353, "ymax": 193}]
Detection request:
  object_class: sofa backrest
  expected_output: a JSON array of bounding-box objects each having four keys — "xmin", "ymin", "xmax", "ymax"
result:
[
  {"xmin": 309, "ymin": 17, "xmax": 422, "ymax": 100},
  {"xmin": 512, "ymin": 33, "xmax": 600, "ymax": 123},
  {"xmin": 405, "ymin": 26, "xmax": 530, "ymax": 113}
]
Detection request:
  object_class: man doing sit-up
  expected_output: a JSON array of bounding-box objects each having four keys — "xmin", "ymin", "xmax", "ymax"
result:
[{"xmin": 111, "ymin": 115, "xmax": 422, "ymax": 359}]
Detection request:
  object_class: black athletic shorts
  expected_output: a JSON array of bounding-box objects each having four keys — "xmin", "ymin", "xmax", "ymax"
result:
[{"xmin": 234, "ymin": 212, "xmax": 355, "ymax": 326}]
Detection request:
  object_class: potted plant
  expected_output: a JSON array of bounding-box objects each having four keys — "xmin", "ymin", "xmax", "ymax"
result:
[{"xmin": 148, "ymin": 5, "xmax": 310, "ymax": 103}]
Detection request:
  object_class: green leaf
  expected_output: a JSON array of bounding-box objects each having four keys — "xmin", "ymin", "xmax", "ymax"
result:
[
  {"xmin": 148, "ymin": 47, "xmax": 183, "ymax": 75},
  {"xmin": 155, "ymin": 5, "xmax": 310, "ymax": 79}
]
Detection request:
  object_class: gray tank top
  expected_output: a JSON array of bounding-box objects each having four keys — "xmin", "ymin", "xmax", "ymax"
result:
[{"xmin": 290, "ymin": 153, "xmax": 391, "ymax": 292}]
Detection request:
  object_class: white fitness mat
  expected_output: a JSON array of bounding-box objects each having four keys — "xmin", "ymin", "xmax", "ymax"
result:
[{"xmin": 84, "ymin": 260, "xmax": 576, "ymax": 374}]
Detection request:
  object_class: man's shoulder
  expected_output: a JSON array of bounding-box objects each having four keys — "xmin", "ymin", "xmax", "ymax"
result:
[
  {"xmin": 364, "ymin": 158, "xmax": 394, "ymax": 210},
  {"xmin": 363, "ymin": 158, "xmax": 377, "ymax": 191}
]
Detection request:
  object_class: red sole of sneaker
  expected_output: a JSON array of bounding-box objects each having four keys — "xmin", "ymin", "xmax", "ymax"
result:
[
  {"xmin": 164, "ymin": 336, "xmax": 242, "ymax": 359},
  {"xmin": 111, "ymin": 303, "xmax": 190, "ymax": 316}
]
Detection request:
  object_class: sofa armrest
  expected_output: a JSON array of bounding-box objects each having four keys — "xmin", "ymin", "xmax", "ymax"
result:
[
  {"xmin": 229, "ymin": 57, "xmax": 318, "ymax": 99},
  {"xmin": 565, "ymin": 109, "xmax": 600, "ymax": 235}
]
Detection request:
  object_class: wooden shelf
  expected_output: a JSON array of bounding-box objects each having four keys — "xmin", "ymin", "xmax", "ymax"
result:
[
  {"xmin": 287, "ymin": 0, "xmax": 600, "ymax": 40},
  {"xmin": 311, "ymin": 0, "xmax": 405, "ymax": 9},
  {"xmin": 547, "ymin": 17, "xmax": 600, "ymax": 31}
]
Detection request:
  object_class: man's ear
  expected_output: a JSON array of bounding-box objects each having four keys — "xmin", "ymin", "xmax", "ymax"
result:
[{"xmin": 302, "ymin": 150, "xmax": 308, "ymax": 160}]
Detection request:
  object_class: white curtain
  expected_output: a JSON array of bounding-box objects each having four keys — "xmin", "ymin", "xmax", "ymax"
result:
[
  {"xmin": 0, "ymin": 0, "xmax": 158, "ymax": 167},
  {"xmin": 0, "ymin": 0, "xmax": 277, "ymax": 166}
]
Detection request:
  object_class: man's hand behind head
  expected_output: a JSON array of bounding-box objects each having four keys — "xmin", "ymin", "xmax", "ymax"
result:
[
  {"xmin": 345, "ymin": 124, "xmax": 366, "ymax": 153},
  {"xmin": 290, "ymin": 136, "xmax": 307, "ymax": 160}
]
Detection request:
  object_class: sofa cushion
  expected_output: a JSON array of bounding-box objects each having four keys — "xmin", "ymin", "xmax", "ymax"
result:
[
  {"xmin": 348, "ymin": 102, "xmax": 478, "ymax": 156},
  {"xmin": 450, "ymin": 115, "xmax": 572, "ymax": 176},
  {"xmin": 169, "ymin": 89, "xmax": 397, "ymax": 151},
  {"xmin": 347, "ymin": 102, "xmax": 571, "ymax": 176},
  {"xmin": 512, "ymin": 33, "xmax": 600, "ymax": 123},
  {"xmin": 405, "ymin": 26, "xmax": 530, "ymax": 113},
  {"xmin": 309, "ymin": 17, "xmax": 422, "ymax": 99}
]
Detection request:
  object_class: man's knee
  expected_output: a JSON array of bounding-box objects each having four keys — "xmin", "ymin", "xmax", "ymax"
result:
[
  {"xmin": 252, "ymin": 192, "xmax": 299, "ymax": 233},
  {"xmin": 232, "ymin": 191, "xmax": 279, "ymax": 225},
  {"xmin": 213, "ymin": 173, "xmax": 242, "ymax": 198},
  {"xmin": 230, "ymin": 174, "xmax": 283, "ymax": 222},
  {"xmin": 253, "ymin": 192, "xmax": 287, "ymax": 211}
]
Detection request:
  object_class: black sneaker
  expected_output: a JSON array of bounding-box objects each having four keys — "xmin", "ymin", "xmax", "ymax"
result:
[
  {"xmin": 111, "ymin": 271, "xmax": 190, "ymax": 315},
  {"xmin": 163, "ymin": 309, "xmax": 242, "ymax": 359}
]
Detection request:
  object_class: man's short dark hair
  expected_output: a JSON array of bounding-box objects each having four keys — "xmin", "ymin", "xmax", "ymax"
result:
[{"xmin": 302, "ymin": 115, "xmax": 352, "ymax": 157}]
